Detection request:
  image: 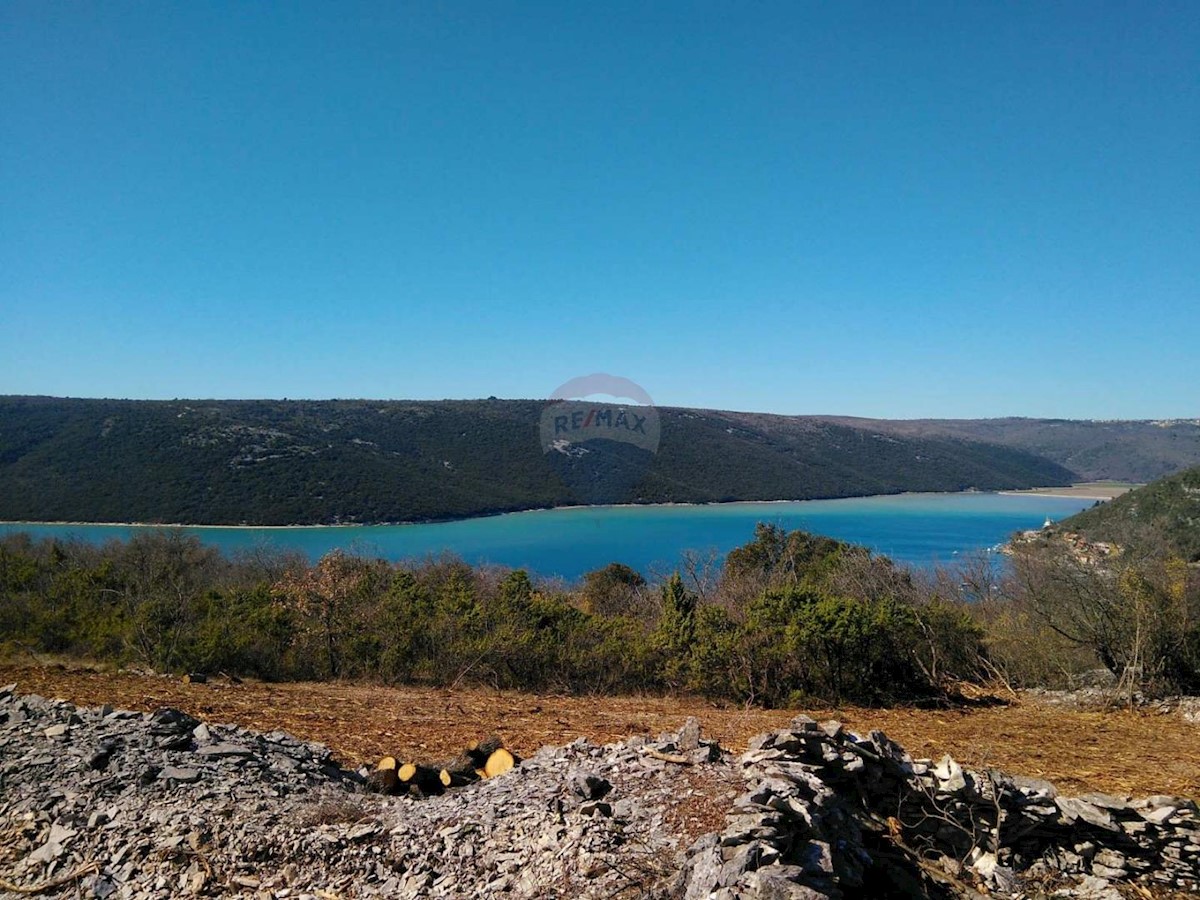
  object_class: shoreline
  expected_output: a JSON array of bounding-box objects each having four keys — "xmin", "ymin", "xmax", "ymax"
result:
[
  {"xmin": 997, "ymin": 482, "xmax": 1138, "ymax": 501},
  {"xmin": 0, "ymin": 487, "xmax": 1097, "ymax": 531},
  {"xmin": 996, "ymin": 492, "xmax": 1115, "ymax": 501}
]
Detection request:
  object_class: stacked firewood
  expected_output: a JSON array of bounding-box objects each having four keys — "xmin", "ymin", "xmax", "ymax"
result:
[{"xmin": 366, "ymin": 735, "xmax": 519, "ymax": 798}]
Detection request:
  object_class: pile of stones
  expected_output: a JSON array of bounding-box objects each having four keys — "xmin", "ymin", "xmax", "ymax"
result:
[
  {"xmin": 0, "ymin": 685, "xmax": 728, "ymax": 898},
  {"xmin": 675, "ymin": 715, "xmax": 1200, "ymax": 899}
]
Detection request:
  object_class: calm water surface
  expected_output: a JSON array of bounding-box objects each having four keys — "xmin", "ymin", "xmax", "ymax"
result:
[{"xmin": 0, "ymin": 492, "xmax": 1095, "ymax": 580}]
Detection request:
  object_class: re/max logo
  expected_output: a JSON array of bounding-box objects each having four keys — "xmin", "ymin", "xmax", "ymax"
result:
[{"xmin": 553, "ymin": 407, "xmax": 649, "ymax": 435}]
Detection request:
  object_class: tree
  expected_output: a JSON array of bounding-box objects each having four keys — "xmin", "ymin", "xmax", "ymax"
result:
[
  {"xmin": 272, "ymin": 550, "xmax": 387, "ymax": 678},
  {"xmin": 579, "ymin": 562, "xmax": 647, "ymax": 616},
  {"xmin": 655, "ymin": 573, "xmax": 697, "ymax": 686},
  {"xmin": 1010, "ymin": 541, "xmax": 1200, "ymax": 695}
]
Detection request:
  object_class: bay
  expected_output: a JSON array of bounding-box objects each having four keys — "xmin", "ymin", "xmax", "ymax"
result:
[{"xmin": 0, "ymin": 492, "xmax": 1095, "ymax": 581}]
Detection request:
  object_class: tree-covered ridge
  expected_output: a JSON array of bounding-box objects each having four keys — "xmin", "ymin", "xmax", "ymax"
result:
[
  {"xmin": 1062, "ymin": 465, "xmax": 1200, "ymax": 562},
  {"xmin": 808, "ymin": 415, "xmax": 1200, "ymax": 482},
  {"xmin": 0, "ymin": 396, "xmax": 1077, "ymax": 525}
]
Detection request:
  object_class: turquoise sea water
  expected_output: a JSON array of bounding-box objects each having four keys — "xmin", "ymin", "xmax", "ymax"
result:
[{"xmin": 0, "ymin": 492, "xmax": 1096, "ymax": 581}]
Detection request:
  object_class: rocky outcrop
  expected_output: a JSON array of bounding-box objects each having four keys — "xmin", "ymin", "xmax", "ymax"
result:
[{"xmin": 675, "ymin": 714, "xmax": 1200, "ymax": 899}]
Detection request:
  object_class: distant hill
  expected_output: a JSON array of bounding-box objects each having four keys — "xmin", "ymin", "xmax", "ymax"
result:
[
  {"xmin": 810, "ymin": 416, "xmax": 1200, "ymax": 483},
  {"xmin": 1063, "ymin": 465, "xmax": 1200, "ymax": 562},
  {"xmin": 0, "ymin": 396, "xmax": 1077, "ymax": 525}
]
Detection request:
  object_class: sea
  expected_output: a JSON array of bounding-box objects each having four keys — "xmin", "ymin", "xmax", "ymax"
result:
[{"xmin": 0, "ymin": 492, "xmax": 1095, "ymax": 581}]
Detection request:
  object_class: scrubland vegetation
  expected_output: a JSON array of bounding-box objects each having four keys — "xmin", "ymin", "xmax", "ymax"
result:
[{"xmin": 3, "ymin": 512, "xmax": 1198, "ymax": 705}]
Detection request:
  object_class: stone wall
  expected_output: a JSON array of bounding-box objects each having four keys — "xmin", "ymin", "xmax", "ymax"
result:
[{"xmin": 675, "ymin": 715, "xmax": 1199, "ymax": 899}]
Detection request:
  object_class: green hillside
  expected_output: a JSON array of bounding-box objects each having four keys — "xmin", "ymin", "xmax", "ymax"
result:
[
  {"xmin": 1063, "ymin": 465, "xmax": 1200, "ymax": 561},
  {"xmin": 0, "ymin": 396, "xmax": 1077, "ymax": 525}
]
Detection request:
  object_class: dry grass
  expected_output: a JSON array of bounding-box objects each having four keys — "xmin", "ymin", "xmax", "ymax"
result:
[{"xmin": 4, "ymin": 663, "xmax": 1197, "ymax": 799}]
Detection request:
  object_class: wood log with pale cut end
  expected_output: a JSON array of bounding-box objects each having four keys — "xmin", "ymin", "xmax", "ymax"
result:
[
  {"xmin": 484, "ymin": 747, "xmax": 518, "ymax": 778},
  {"xmin": 467, "ymin": 735, "xmax": 504, "ymax": 768},
  {"xmin": 182, "ymin": 673, "xmax": 207, "ymax": 685},
  {"xmin": 439, "ymin": 767, "xmax": 480, "ymax": 788},
  {"xmin": 366, "ymin": 756, "xmax": 401, "ymax": 795},
  {"xmin": 438, "ymin": 752, "xmax": 481, "ymax": 788},
  {"xmin": 398, "ymin": 762, "xmax": 444, "ymax": 796}
]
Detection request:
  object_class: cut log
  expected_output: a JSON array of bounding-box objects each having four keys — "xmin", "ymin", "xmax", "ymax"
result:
[
  {"xmin": 397, "ymin": 762, "xmax": 444, "ymax": 796},
  {"xmin": 444, "ymin": 751, "xmax": 480, "ymax": 776},
  {"xmin": 438, "ymin": 751, "xmax": 482, "ymax": 788},
  {"xmin": 484, "ymin": 747, "xmax": 518, "ymax": 778},
  {"xmin": 366, "ymin": 756, "xmax": 401, "ymax": 795},
  {"xmin": 181, "ymin": 673, "xmax": 207, "ymax": 685},
  {"xmin": 467, "ymin": 735, "xmax": 504, "ymax": 768},
  {"xmin": 439, "ymin": 767, "xmax": 480, "ymax": 788}
]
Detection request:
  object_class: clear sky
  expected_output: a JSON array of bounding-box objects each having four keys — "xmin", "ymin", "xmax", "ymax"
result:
[{"xmin": 1, "ymin": 2, "xmax": 1197, "ymax": 419}]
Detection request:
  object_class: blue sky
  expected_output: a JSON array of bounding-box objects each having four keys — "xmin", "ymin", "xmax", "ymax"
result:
[{"xmin": 1, "ymin": 2, "xmax": 1196, "ymax": 418}]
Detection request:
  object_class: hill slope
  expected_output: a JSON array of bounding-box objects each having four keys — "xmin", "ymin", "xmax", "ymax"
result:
[
  {"xmin": 0, "ymin": 397, "xmax": 1076, "ymax": 525},
  {"xmin": 811, "ymin": 416, "xmax": 1200, "ymax": 483},
  {"xmin": 1063, "ymin": 464, "xmax": 1200, "ymax": 562}
]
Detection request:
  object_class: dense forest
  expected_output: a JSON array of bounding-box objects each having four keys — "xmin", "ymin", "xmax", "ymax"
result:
[{"xmin": 0, "ymin": 396, "xmax": 1081, "ymax": 525}]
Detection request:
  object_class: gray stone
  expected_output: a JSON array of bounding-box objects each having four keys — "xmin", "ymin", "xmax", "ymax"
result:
[
  {"xmin": 196, "ymin": 742, "xmax": 253, "ymax": 759},
  {"xmin": 1143, "ymin": 805, "xmax": 1177, "ymax": 824},
  {"xmin": 1081, "ymin": 792, "xmax": 1134, "ymax": 812},
  {"xmin": 26, "ymin": 839, "xmax": 64, "ymax": 865},
  {"xmin": 87, "ymin": 747, "xmax": 112, "ymax": 770},
  {"xmin": 797, "ymin": 840, "xmax": 833, "ymax": 876},
  {"xmin": 1074, "ymin": 873, "xmax": 1123, "ymax": 898},
  {"xmin": 932, "ymin": 754, "xmax": 967, "ymax": 793},
  {"xmin": 159, "ymin": 766, "xmax": 201, "ymax": 784},
  {"xmin": 677, "ymin": 717, "xmax": 702, "ymax": 752},
  {"xmin": 44, "ymin": 723, "xmax": 69, "ymax": 738},
  {"xmin": 743, "ymin": 867, "xmax": 826, "ymax": 899},
  {"xmin": 571, "ymin": 773, "xmax": 612, "ymax": 800},
  {"xmin": 149, "ymin": 707, "xmax": 200, "ymax": 734},
  {"xmin": 1058, "ymin": 797, "xmax": 1119, "ymax": 832},
  {"xmin": 819, "ymin": 720, "xmax": 843, "ymax": 740}
]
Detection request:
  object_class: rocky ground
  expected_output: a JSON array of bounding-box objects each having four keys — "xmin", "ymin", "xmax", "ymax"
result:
[
  {"xmin": 3, "ymin": 683, "xmax": 1199, "ymax": 899},
  {"xmin": 5, "ymin": 664, "xmax": 1199, "ymax": 799}
]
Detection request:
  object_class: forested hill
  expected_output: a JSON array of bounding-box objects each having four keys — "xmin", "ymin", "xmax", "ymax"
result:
[
  {"xmin": 809, "ymin": 415, "xmax": 1200, "ymax": 483},
  {"xmin": 0, "ymin": 396, "xmax": 1079, "ymax": 525},
  {"xmin": 1063, "ymin": 465, "xmax": 1200, "ymax": 562}
]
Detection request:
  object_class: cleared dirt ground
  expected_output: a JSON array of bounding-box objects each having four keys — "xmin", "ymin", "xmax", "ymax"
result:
[{"xmin": 3, "ymin": 664, "xmax": 1197, "ymax": 799}]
